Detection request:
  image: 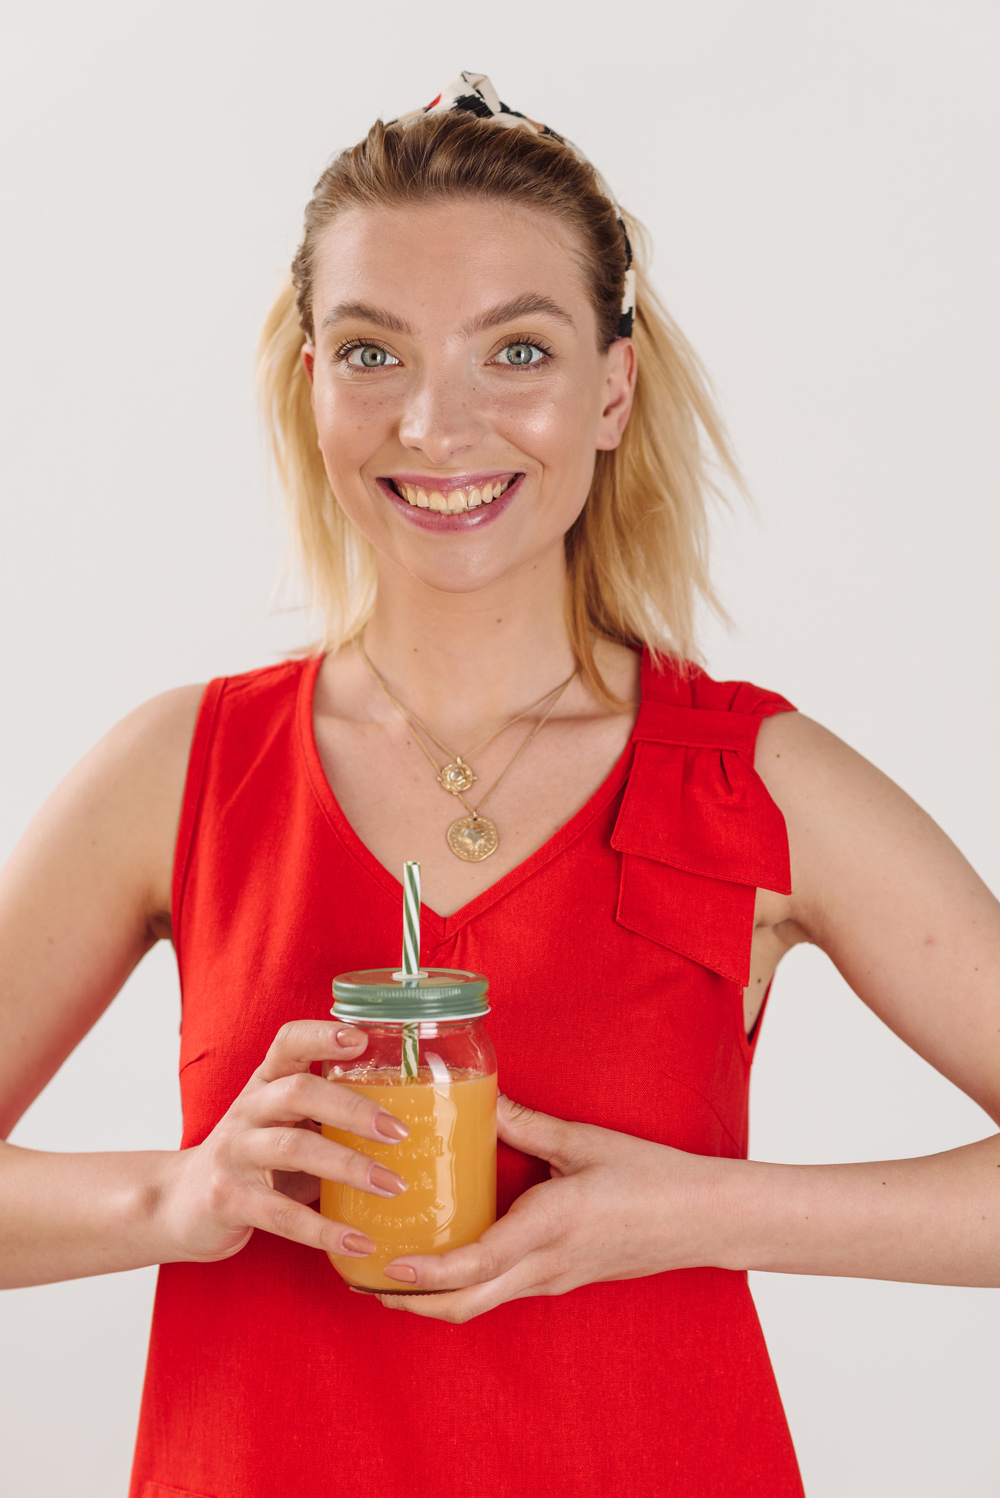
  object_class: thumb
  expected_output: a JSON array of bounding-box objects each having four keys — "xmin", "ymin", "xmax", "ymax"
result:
[{"xmin": 497, "ymin": 1094, "xmax": 583, "ymax": 1171}]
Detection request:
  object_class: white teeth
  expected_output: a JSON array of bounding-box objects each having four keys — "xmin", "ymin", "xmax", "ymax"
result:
[{"xmin": 393, "ymin": 477, "xmax": 515, "ymax": 511}]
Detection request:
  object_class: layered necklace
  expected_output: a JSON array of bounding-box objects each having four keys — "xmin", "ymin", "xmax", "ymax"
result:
[{"xmin": 359, "ymin": 633, "xmax": 578, "ymax": 862}]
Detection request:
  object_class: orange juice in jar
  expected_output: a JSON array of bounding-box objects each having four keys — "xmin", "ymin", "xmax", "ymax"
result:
[{"xmin": 320, "ymin": 968, "xmax": 497, "ymax": 1292}]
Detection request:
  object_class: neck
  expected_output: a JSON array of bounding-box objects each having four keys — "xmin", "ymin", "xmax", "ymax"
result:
[{"xmin": 361, "ymin": 548, "xmax": 578, "ymax": 740}]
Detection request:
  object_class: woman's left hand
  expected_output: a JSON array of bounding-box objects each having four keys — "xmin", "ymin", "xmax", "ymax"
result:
[{"xmin": 372, "ymin": 1095, "xmax": 733, "ymax": 1323}]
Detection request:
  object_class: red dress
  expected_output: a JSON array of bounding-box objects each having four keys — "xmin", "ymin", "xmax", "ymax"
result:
[{"xmin": 129, "ymin": 650, "xmax": 804, "ymax": 1498}]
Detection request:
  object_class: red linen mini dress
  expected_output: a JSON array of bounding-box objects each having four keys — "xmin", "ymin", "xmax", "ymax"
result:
[{"xmin": 128, "ymin": 649, "xmax": 804, "ymax": 1498}]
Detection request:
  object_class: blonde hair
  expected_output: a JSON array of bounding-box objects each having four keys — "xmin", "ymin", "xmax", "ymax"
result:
[{"xmin": 258, "ymin": 112, "xmax": 738, "ymax": 702}]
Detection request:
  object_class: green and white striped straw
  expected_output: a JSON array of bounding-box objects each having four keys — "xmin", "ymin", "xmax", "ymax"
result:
[
  {"xmin": 401, "ymin": 861, "xmax": 421, "ymax": 978},
  {"xmin": 400, "ymin": 861, "xmax": 421, "ymax": 1079}
]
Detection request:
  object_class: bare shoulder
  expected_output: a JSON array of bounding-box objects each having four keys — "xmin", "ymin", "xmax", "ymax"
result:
[
  {"xmin": 3, "ymin": 683, "xmax": 207, "ymax": 940},
  {"xmin": 752, "ymin": 709, "xmax": 956, "ymax": 929},
  {"xmin": 57, "ymin": 683, "xmax": 205, "ymax": 838},
  {"xmin": 752, "ymin": 710, "xmax": 958, "ymax": 919},
  {"xmin": 72, "ymin": 683, "xmax": 208, "ymax": 929},
  {"xmin": 90, "ymin": 682, "xmax": 207, "ymax": 811},
  {"xmin": 754, "ymin": 708, "xmax": 885, "ymax": 797}
]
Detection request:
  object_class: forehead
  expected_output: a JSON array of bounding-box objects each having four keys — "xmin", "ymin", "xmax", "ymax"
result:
[{"xmin": 310, "ymin": 200, "xmax": 592, "ymax": 331}]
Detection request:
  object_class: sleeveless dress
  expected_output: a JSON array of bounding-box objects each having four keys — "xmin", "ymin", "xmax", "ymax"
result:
[{"xmin": 129, "ymin": 650, "xmax": 804, "ymax": 1498}]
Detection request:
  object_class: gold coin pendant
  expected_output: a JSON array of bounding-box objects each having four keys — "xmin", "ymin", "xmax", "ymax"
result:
[
  {"xmin": 446, "ymin": 814, "xmax": 499, "ymax": 862},
  {"xmin": 437, "ymin": 759, "xmax": 477, "ymax": 795}
]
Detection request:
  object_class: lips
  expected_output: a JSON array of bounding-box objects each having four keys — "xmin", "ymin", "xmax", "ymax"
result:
[{"xmin": 376, "ymin": 473, "xmax": 524, "ymax": 531}]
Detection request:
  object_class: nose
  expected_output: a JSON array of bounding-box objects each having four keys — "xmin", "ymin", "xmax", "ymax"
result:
[{"xmin": 397, "ymin": 365, "xmax": 489, "ymax": 465}]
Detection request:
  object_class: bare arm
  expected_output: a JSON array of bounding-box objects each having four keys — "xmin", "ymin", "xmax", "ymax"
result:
[
  {"xmin": 0, "ymin": 687, "xmax": 199, "ymax": 1138},
  {"xmin": 721, "ymin": 710, "xmax": 1000, "ymax": 1283},
  {"xmin": 0, "ymin": 692, "xmax": 409, "ymax": 1289},
  {"xmin": 0, "ymin": 688, "xmax": 197, "ymax": 1285}
]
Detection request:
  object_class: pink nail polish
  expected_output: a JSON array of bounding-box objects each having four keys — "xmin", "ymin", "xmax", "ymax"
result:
[
  {"xmin": 383, "ymin": 1263, "xmax": 417, "ymax": 1283},
  {"xmin": 370, "ymin": 1163, "xmax": 408, "ymax": 1196},
  {"xmin": 341, "ymin": 1231, "xmax": 376, "ymax": 1256},
  {"xmin": 375, "ymin": 1113, "xmax": 409, "ymax": 1141}
]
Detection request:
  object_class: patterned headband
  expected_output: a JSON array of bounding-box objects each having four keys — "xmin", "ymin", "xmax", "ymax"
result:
[{"xmin": 388, "ymin": 71, "xmax": 635, "ymax": 339}]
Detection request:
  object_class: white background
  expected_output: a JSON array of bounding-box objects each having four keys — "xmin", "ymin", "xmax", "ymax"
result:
[{"xmin": 1, "ymin": 2, "xmax": 998, "ymax": 1494}]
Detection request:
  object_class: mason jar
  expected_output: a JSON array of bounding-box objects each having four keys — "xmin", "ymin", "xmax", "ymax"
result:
[{"xmin": 319, "ymin": 967, "xmax": 497, "ymax": 1293}]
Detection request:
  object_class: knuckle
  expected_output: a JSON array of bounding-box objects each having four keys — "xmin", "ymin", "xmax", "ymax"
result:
[
  {"xmin": 266, "ymin": 1020, "xmax": 329, "ymax": 1068},
  {"xmin": 476, "ymin": 1247, "xmax": 500, "ymax": 1282},
  {"xmin": 268, "ymin": 1198, "xmax": 300, "ymax": 1237},
  {"xmin": 202, "ymin": 1166, "xmax": 238, "ymax": 1220},
  {"xmin": 285, "ymin": 1072, "xmax": 314, "ymax": 1105},
  {"xmin": 350, "ymin": 1149, "xmax": 375, "ymax": 1186},
  {"xmin": 270, "ymin": 1127, "xmax": 302, "ymax": 1162},
  {"xmin": 506, "ymin": 1099, "xmax": 537, "ymax": 1126},
  {"xmin": 343, "ymin": 1087, "xmax": 371, "ymax": 1118},
  {"xmin": 268, "ymin": 1021, "xmax": 301, "ymax": 1058},
  {"xmin": 335, "ymin": 1087, "xmax": 376, "ymax": 1132},
  {"xmin": 270, "ymin": 1073, "xmax": 310, "ymax": 1114}
]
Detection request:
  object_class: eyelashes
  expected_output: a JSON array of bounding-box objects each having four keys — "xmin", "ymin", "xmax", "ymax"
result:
[
  {"xmin": 331, "ymin": 335, "xmax": 555, "ymax": 370},
  {"xmin": 333, "ymin": 339, "xmax": 399, "ymax": 370},
  {"xmin": 493, "ymin": 335, "xmax": 554, "ymax": 367}
]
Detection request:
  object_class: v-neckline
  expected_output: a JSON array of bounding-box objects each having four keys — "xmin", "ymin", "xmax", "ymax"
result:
[{"xmin": 296, "ymin": 652, "xmax": 639, "ymax": 944}]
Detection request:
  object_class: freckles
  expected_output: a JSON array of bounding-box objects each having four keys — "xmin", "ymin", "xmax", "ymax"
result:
[{"xmin": 320, "ymin": 388, "xmax": 397, "ymax": 448}]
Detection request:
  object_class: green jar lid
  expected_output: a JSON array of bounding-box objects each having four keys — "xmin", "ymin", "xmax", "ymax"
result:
[{"xmin": 331, "ymin": 967, "xmax": 489, "ymax": 1023}]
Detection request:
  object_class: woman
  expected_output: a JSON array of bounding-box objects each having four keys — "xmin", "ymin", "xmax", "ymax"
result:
[{"xmin": 1, "ymin": 73, "xmax": 998, "ymax": 1498}]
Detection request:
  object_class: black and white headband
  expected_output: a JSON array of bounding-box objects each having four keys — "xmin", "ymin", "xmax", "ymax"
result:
[{"xmin": 388, "ymin": 71, "xmax": 636, "ymax": 339}]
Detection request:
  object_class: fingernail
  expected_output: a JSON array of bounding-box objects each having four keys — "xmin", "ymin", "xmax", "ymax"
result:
[
  {"xmin": 383, "ymin": 1263, "xmax": 417, "ymax": 1283},
  {"xmin": 336, "ymin": 1027, "xmax": 365, "ymax": 1047},
  {"xmin": 370, "ymin": 1163, "xmax": 408, "ymax": 1196},
  {"xmin": 375, "ymin": 1112, "xmax": 409, "ymax": 1141},
  {"xmin": 341, "ymin": 1231, "xmax": 376, "ymax": 1256}
]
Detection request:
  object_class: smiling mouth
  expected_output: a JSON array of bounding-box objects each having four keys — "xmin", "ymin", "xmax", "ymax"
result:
[{"xmin": 384, "ymin": 475, "xmax": 519, "ymax": 514}]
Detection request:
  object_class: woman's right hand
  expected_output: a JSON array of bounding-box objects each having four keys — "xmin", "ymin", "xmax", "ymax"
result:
[{"xmin": 158, "ymin": 1020, "xmax": 409, "ymax": 1265}]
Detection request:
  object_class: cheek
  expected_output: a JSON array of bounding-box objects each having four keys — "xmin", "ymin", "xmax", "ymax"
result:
[
  {"xmin": 314, "ymin": 382, "xmax": 397, "ymax": 469},
  {"xmin": 487, "ymin": 378, "xmax": 600, "ymax": 458}
]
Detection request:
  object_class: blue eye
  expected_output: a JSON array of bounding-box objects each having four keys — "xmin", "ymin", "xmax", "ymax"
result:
[
  {"xmin": 343, "ymin": 344, "xmax": 399, "ymax": 369},
  {"xmin": 497, "ymin": 342, "xmax": 547, "ymax": 366}
]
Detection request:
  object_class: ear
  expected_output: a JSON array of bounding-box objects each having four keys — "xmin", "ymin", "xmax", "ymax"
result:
[
  {"xmin": 301, "ymin": 343, "xmax": 316, "ymax": 386},
  {"xmin": 595, "ymin": 337, "xmax": 636, "ymax": 451}
]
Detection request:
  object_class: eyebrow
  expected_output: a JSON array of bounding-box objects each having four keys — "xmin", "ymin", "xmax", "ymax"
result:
[
  {"xmin": 319, "ymin": 292, "xmax": 576, "ymax": 339},
  {"xmin": 460, "ymin": 294, "xmax": 576, "ymax": 337},
  {"xmin": 319, "ymin": 301, "xmax": 414, "ymax": 336}
]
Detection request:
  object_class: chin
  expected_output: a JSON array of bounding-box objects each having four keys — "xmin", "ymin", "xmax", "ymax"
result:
[{"xmin": 397, "ymin": 553, "xmax": 528, "ymax": 596}]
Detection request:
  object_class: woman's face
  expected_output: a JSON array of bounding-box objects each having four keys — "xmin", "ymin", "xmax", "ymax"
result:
[{"xmin": 303, "ymin": 198, "xmax": 635, "ymax": 596}]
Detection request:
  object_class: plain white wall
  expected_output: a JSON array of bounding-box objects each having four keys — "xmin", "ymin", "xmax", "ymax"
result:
[{"xmin": 1, "ymin": 2, "xmax": 998, "ymax": 1493}]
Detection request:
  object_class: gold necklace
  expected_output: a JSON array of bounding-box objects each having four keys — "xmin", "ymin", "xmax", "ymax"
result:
[
  {"xmin": 358, "ymin": 635, "xmax": 578, "ymax": 862},
  {"xmin": 359, "ymin": 634, "xmax": 574, "ymax": 794}
]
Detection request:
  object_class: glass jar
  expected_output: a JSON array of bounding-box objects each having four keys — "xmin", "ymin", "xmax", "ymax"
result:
[{"xmin": 319, "ymin": 967, "xmax": 497, "ymax": 1293}]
